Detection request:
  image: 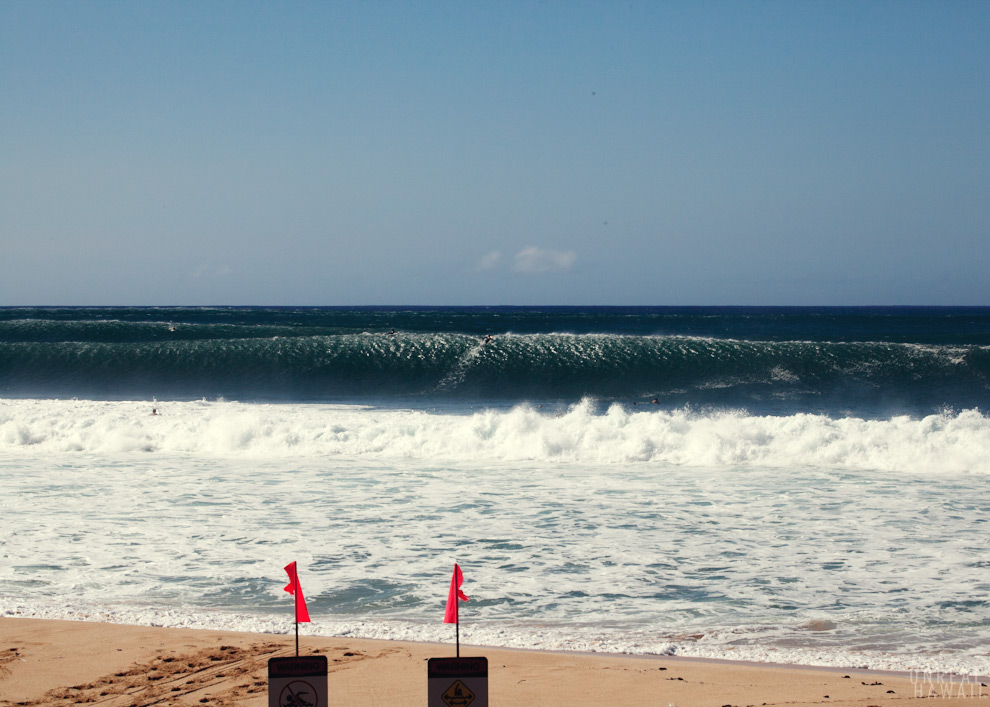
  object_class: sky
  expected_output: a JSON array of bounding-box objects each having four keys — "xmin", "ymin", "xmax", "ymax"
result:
[{"xmin": 1, "ymin": 1, "xmax": 988, "ymax": 306}]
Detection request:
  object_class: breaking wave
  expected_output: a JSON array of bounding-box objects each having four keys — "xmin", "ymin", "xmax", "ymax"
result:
[{"xmin": 2, "ymin": 398, "xmax": 988, "ymax": 474}]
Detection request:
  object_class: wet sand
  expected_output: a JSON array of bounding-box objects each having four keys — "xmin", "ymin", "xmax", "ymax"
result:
[{"xmin": 0, "ymin": 618, "xmax": 982, "ymax": 706}]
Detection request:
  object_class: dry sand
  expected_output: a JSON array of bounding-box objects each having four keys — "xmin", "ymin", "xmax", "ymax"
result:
[{"xmin": 0, "ymin": 617, "xmax": 984, "ymax": 706}]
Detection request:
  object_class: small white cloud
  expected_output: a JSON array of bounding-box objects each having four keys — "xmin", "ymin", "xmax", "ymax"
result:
[
  {"xmin": 512, "ymin": 246, "xmax": 577, "ymax": 274},
  {"xmin": 477, "ymin": 250, "xmax": 502, "ymax": 271}
]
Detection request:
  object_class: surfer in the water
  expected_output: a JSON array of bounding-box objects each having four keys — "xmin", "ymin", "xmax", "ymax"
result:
[{"xmin": 483, "ymin": 334, "xmax": 493, "ymax": 345}]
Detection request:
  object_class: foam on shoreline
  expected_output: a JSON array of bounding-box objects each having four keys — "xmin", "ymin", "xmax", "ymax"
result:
[{"xmin": 4, "ymin": 601, "xmax": 988, "ymax": 678}]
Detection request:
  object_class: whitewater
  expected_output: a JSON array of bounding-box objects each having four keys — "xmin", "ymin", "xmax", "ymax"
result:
[
  {"xmin": 2, "ymin": 397, "xmax": 990, "ymax": 472},
  {"xmin": 3, "ymin": 397, "xmax": 990, "ymax": 676}
]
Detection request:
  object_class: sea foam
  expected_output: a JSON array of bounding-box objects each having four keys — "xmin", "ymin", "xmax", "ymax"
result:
[
  {"xmin": 1, "ymin": 398, "xmax": 988, "ymax": 474},
  {"xmin": 4, "ymin": 397, "xmax": 990, "ymax": 676}
]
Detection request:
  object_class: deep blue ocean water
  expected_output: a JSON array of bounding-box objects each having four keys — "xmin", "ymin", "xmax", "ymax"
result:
[{"xmin": 2, "ymin": 306, "xmax": 989, "ymax": 416}]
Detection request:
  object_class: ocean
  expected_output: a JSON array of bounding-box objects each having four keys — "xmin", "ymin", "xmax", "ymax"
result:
[{"xmin": 2, "ymin": 306, "xmax": 989, "ymax": 675}]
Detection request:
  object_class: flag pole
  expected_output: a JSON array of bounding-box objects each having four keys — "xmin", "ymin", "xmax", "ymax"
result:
[
  {"xmin": 294, "ymin": 573, "xmax": 300, "ymax": 656},
  {"xmin": 456, "ymin": 615, "xmax": 460, "ymax": 657}
]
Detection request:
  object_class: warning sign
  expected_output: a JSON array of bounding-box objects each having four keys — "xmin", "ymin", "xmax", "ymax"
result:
[
  {"xmin": 442, "ymin": 679, "xmax": 475, "ymax": 706},
  {"xmin": 268, "ymin": 656, "xmax": 328, "ymax": 707},
  {"xmin": 278, "ymin": 680, "xmax": 318, "ymax": 707},
  {"xmin": 428, "ymin": 657, "xmax": 487, "ymax": 707}
]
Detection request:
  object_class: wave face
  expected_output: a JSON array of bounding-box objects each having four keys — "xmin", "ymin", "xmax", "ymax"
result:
[{"xmin": 2, "ymin": 306, "xmax": 989, "ymax": 416}]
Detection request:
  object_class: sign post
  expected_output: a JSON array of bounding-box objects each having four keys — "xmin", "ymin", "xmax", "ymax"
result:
[
  {"xmin": 428, "ymin": 657, "xmax": 488, "ymax": 707},
  {"xmin": 268, "ymin": 655, "xmax": 328, "ymax": 707}
]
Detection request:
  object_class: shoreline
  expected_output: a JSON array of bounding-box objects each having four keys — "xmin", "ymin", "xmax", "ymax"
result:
[
  {"xmin": 2, "ymin": 618, "xmax": 986, "ymax": 706},
  {"xmin": 4, "ymin": 603, "xmax": 985, "ymax": 678}
]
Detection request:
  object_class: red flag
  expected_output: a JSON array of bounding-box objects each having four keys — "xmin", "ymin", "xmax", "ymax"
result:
[
  {"xmin": 283, "ymin": 561, "xmax": 311, "ymax": 623},
  {"xmin": 443, "ymin": 563, "xmax": 469, "ymax": 624}
]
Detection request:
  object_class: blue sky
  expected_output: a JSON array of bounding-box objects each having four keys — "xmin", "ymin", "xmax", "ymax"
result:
[{"xmin": 2, "ymin": 1, "xmax": 988, "ymax": 306}]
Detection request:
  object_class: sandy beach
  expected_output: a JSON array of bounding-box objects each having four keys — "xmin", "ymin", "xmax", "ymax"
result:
[{"xmin": 1, "ymin": 618, "xmax": 983, "ymax": 706}]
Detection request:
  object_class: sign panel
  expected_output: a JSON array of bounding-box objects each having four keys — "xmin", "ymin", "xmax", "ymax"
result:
[
  {"xmin": 428, "ymin": 657, "xmax": 488, "ymax": 707},
  {"xmin": 268, "ymin": 655, "xmax": 328, "ymax": 707}
]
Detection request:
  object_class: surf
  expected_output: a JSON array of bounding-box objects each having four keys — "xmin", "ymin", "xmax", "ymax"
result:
[{"xmin": 2, "ymin": 398, "xmax": 988, "ymax": 474}]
